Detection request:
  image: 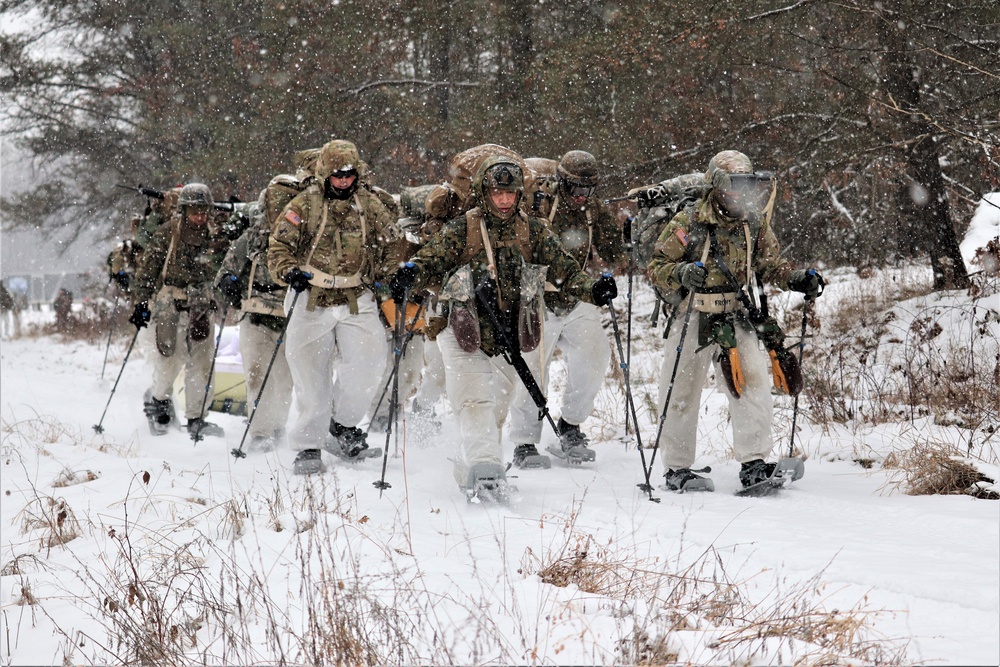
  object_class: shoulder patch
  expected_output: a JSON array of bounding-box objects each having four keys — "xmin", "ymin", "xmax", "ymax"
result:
[
  {"xmin": 675, "ymin": 227, "xmax": 689, "ymax": 246},
  {"xmin": 284, "ymin": 209, "xmax": 302, "ymax": 226}
]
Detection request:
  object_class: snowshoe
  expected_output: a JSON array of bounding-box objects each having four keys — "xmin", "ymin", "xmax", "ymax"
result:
[
  {"xmin": 735, "ymin": 457, "xmax": 804, "ymax": 497},
  {"xmin": 326, "ymin": 421, "xmax": 382, "ymax": 462},
  {"xmin": 513, "ymin": 443, "xmax": 551, "ymax": 470},
  {"xmin": 292, "ymin": 449, "xmax": 326, "ymax": 475},
  {"xmin": 661, "ymin": 466, "xmax": 715, "ymax": 493},
  {"xmin": 142, "ymin": 390, "xmax": 174, "ymax": 436},
  {"xmin": 464, "ymin": 462, "xmax": 513, "ymax": 504},
  {"xmin": 247, "ymin": 433, "xmax": 279, "ymax": 453},
  {"xmin": 188, "ymin": 418, "xmax": 224, "ymax": 440},
  {"xmin": 545, "ymin": 419, "xmax": 596, "ymax": 465}
]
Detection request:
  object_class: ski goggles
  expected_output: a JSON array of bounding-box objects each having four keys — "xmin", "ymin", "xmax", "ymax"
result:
[
  {"xmin": 714, "ymin": 171, "xmax": 774, "ymax": 213},
  {"xmin": 329, "ymin": 167, "xmax": 358, "ymax": 180},
  {"xmin": 564, "ymin": 182, "xmax": 596, "ymax": 199},
  {"xmin": 484, "ymin": 163, "xmax": 523, "ymax": 191}
]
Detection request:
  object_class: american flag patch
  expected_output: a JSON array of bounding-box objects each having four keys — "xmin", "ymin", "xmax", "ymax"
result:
[
  {"xmin": 284, "ymin": 210, "xmax": 302, "ymax": 226},
  {"xmin": 675, "ymin": 227, "xmax": 689, "ymax": 246}
]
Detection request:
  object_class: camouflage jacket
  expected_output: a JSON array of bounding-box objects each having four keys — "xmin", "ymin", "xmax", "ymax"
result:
[
  {"xmin": 408, "ymin": 208, "xmax": 596, "ymax": 356},
  {"xmin": 133, "ymin": 213, "xmax": 229, "ymax": 307},
  {"xmin": 267, "ymin": 183, "xmax": 406, "ymax": 311},
  {"xmin": 218, "ymin": 220, "xmax": 287, "ymax": 333},
  {"xmin": 532, "ymin": 180, "xmax": 626, "ymax": 314},
  {"xmin": 647, "ymin": 198, "xmax": 791, "ymax": 304}
]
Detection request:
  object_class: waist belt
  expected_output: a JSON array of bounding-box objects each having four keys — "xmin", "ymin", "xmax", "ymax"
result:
[
  {"xmin": 302, "ymin": 264, "xmax": 364, "ymax": 290},
  {"xmin": 692, "ymin": 291, "xmax": 739, "ymax": 313},
  {"xmin": 243, "ymin": 296, "xmax": 285, "ymax": 318}
]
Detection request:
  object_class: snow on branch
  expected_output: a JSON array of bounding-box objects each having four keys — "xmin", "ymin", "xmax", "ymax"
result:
[
  {"xmin": 823, "ymin": 179, "xmax": 855, "ymax": 224},
  {"xmin": 340, "ymin": 79, "xmax": 480, "ymax": 95}
]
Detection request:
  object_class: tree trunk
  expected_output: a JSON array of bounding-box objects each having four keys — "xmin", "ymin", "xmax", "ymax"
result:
[
  {"xmin": 428, "ymin": 0, "xmax": 452, "ymax": 122},
  {"xmin": 876, "ymin": 3, "xmax": 970, "ymax": 290}
]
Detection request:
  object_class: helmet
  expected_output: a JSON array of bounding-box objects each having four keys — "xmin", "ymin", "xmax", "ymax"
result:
[
  {"xmin": 704, "ymin": 150, "xmax": 771, "ymax": 219},
  {"xmin": 474, "ymin": 155, "xmax": 524, "ymax": 220},
  {"xmin": 704, "ymin": 150, "xmax": 753, "ymax": 186},
  {"xmin": 557, "ymin": 150, "xmax": 599, "ymax": 186},
  {"xmin": 316, "ymin": 139, "xmax": 368, "ymax": 199},
  {"xmin": 178, "ymin": 183, "xmax": 214, "ymax": 209}
]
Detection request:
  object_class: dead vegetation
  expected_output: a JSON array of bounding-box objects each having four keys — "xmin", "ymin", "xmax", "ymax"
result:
[{"xmin": 883, "ymin": 441, "xmax": 1000, "ymax": 499}]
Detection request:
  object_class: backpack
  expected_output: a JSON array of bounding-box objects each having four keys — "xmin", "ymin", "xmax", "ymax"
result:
[
  {"xmin": 523, "ymin": 157, "xmax": 559, "ymax": 214},
  {"xmin": 445, "ymin": 143, "xmax": 524, "ymax": 209},
  {"xmin": 631, "ymin": 172, "xmax": 709, "ymax": 268},
  {"xmin": 399, "ymin": 184, "xmax": 437, "ymax": 221}
]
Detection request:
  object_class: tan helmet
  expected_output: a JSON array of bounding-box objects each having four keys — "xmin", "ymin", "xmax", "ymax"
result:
[
  {"xmin": 704, "ymin": 150, "xmax": 753, "ymax": 188},
  {"xmin": 473, "ymin": 155, "xmax": 524, "ymax": 220},
  {"xmin": 315, "ymin": 139, "xmax": 369, "ymax": 182},
  {"xmin": 178, "ymin": 182, "xmax": 214, "ymax": 209},
  {"xmin": 557, "ymin": 150, "xmax": 599, "ymax": 187}
]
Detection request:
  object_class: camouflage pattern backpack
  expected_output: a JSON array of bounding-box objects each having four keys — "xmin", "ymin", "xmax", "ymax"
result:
[{"xmin": 631, "ymin": 172, "xmax": 710, "ymax": 268}]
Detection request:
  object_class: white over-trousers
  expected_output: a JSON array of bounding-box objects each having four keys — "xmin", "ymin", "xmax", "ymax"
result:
[
  {"xmin": 508, "ymin": 302, "xmax": 610, "ymax": 444},
  {"xmin": 438, "ymin": 327, "xmax": 528, "ymax": 488},
  {"xmin": 149, "ymin": 310, "xmax": 215, "ymax": 421},
  {"xmin": 369, "ymin": 330, "xmax": 426, "ymax": 422},
  {"xmin": 283, "ymin": 291, "xmax": 387, "ymax": 452},
  {"xmin": 240, "ymin": 319, "xmax": 293, "ymax": 439},
  {"xmin": 656, "ymin": 313, "xmax": 773, "ymax": 471},
  {"xmin": 412, "ymin": 335, "xmax": 446, "ymax": 413}
]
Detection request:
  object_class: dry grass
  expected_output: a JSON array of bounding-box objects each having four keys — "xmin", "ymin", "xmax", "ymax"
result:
[
  {"xmin": 52, "ymin": 468, "xmax": 101, "ymax": 488},
  {"xmin": 16, "ymin": 494, "xmax": 83, "ymax": 548},
  {"xmin": 883, "ymin": 441, "xmax": 999, "ymax": 499}
]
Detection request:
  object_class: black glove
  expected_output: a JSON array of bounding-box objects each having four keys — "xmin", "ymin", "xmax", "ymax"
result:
[
  {"xmin": 129, "ymin": 301, "xmax": 151, "ymax": 329},
  {"xmin": 389, "ymin": 262, "xmax": 417, "ymax": 304},
  {"xmin": 591, "ymin": 273, "xmax": 618, "ymax": 307},
  {"xmin": 111, "ymin": 270, "xmax": 130, "ymax": 291},
  {"xmin": 676, "ymin": 262, "xmax": 707, "ymax": 290},
  {"xmin": 217, "ymin": 272, "xmax": 243, "ymax": 307},
  {"xmin": 787, "ymin": 268, "xmax": 823, "ymax": 300},
  {"xmin": 635, "ymin": 185, "xmax": 667, "ymax": 209},
  {"xmin": 284, "ymin": 268, "xmax": 313, "ymax": 293}
]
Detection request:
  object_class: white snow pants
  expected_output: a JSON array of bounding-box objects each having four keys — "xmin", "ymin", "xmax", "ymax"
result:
[
  {"xmin": 508, "ymin": 302, "xmax": 610, "ymax": 444},
  {"xmin": 283, "ymin": 291, "xmax": 387, "ymax": 452},
  {"xmin": 149, "ymin": 310, "xmax": 215, "ymax": 421},
  {"xmin": 438, "ymin": 327, "xmax": 526, "ymax": 488},
  {"xmin": 240, "ymin": 319, "xmax": 293, "ymax": 439},
  {"xmin": 411, "ymin": 335, "xmax": 446, "ymax": 413},
  {"xmin": 656, "ymin": 313, "xmax": 773, "ymax": 471},
  {"xmin": 369, "ymin": 330, "xmax": 426, "ymax": 422}
]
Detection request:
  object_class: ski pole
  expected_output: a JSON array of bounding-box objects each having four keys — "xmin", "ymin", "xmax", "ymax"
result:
[
  {"xmin": 787, "ymin": 272, "xmax": 823, "ymax": 457},
  {"xmin": 101, "ymin": 291, "xmax": 120, "ymax": 380},
  {"xmin": 367, "ymin": 299, "xmax": 426, "ymax": 436},
  {"xmin": 93, "ymin": 326, "xmax": 142, "ymax": 434},
  {"xmin": 191, "ymin": 302, "xmax": 230, "ymax": 443},
  {"xmin": 231, "ymin": 290, "xmax": 301, "ymax": 460},
  {"xmin": 624, "ymin": 216, "xmax": 635, "ymax": 438},
  {"xmin": 607, "ymin": 300, "xmax": 659, "ymax": 503},
  {"xmin": 374, "ymin": 285, "xmax": 412, "ymax": 494},
  {"xmin": 646, "ymin": 269, "xmax": 702, "ymax": 476}
]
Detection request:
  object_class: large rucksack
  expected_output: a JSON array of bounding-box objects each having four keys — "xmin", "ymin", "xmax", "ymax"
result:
[
  {"xmin": 522, "ymin": 157, "xmax": 559, "ymax": 214},
  {"xmin": 631, "ymin": 172, "xmax": 709, "ymax": 268}
]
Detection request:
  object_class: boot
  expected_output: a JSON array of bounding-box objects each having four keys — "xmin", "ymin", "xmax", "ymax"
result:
[
  {"xmin": 187, "ymin": 418, "xmax": 224, "ymax": 438},
  {"xmin": 292, "ymin": 449, "xmax": 326, "ymax": 475},
  {"xmin": 143, "ymin": 395, "xmax": 172, "ymax": 425},
  {"xmin": 663, "ymin": 468, "xmax": 714, "ymax": 492},
  {"xmin": 513, "ymin": 443, "xmax": 551, "ymax": 470},
  {"xmin": 739, "ymin": 459, "xmax": 777, "ymax": 488},
  {"xmin": 328, "ymin": 420, "xmax": 370, "ymax": 459},
  {"xmin": 557, "ymin": 418, "xmax": 596, "ymax": 462}
]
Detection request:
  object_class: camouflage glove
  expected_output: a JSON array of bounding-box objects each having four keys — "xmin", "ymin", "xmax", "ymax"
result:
[
  {"xmin": 676, "ymin": 262, "xmax": 707, "ymax": 290},
  {"xmin": 129, "ymin": 301, "xmax": 151, "ymax": 329},
  {"xmin": 591, "ymin": 273, "xmax": 618, "ymax": 307},
  {"xmin": 111, "ymin": 270, "xmax": 130, "ymax": 291},
  {"xmin": 217, "ymin": 272, "xmax": 242, "ymax": 307},
  {"xmin": 284, "ymin": 268, "xmax": 313, "ymax": 293},
  {"xmin": 630, "ymin": 184, "xmax": 668, "ymax": 209},
  {"xmin": 787, "ymin": 268, "xmax": 823, "ymax": 300},
  {"xmin": 390, "ymin": 262, "xmax": 417, "ymax": 304}
]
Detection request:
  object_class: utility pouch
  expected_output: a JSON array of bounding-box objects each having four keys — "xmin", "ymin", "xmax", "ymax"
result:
[
  {"xmin": 518, "ymin": 262, "xmax": 548, "ymax": 353},
  {"xmin": 153, "ymin": 298, "xmax": 179, "ymax": 357},
  {"xmin": 769, "ymin": 348, "xmax": 803, "ymax": 396},
  {"xmin": 441, "ymin": 265, "xmax": 480, "ymax": 353},
  {"xmin": 719, "ymin": 347, "xmax": 746, "ymax": 398},
  {"xmin": 189, "ymin": 309, "xmax": 211, "ymax": 342}
]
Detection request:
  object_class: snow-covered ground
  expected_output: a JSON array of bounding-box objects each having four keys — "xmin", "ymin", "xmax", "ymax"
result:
[{"xmin": 2, "ymin": 257, "xmax": 998, "ymax": 666}]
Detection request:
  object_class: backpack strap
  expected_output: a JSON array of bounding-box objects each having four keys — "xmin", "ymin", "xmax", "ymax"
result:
[{"xmin": 459, "ymin": 209, "xmax": 531, "ymax": 265}]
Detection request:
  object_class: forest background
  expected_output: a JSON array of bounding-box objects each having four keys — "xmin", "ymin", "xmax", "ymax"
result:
[{"xmin": 0, "ymin": 0, "xmax": 997, "ymax": 288}]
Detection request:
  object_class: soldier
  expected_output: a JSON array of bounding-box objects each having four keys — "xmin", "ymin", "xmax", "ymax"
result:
[
  {"xmin": 130, "ymin": 182, "xmax": 229, "ymax": 437},
  {"xmin": 645, "ymin": 150, "xmax": 823, "ymax": 492},
  {"xmin": 267, "ymin": 139, "xmax": 405, "ymax": 476},
  {"xmin": 389, "ymin": 154, "xmax": 618, "ymax": 499},
  {"xmin": 508, "ymin": 150, "xmax": 627, "ymax": 468},
  {"xmin": 52, "ymin": 288, "xmax": 74, "ymax": 332},
  {"xmin": 215, "ymin": 184, "xmax": 293, "ymax": 453}
]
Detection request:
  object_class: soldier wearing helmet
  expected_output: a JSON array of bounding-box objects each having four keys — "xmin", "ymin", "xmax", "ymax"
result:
[
  {"xmin": 646, "ymin": 150, "xmax": 824, "ymax": 492},
  {"xmin": 508, "ymin": 150, "xmax": 627, "ymax": 469},
  {"xmin": 267, "ymin": 139, "xmax": 407, "ymax": 475},
  {"xmin": 387, "ymin": 151, "xmax": 619, "ymax": 499},
  {"xmin": 130, "ymin": 182, "xmax": 231, "ymax": 439}
]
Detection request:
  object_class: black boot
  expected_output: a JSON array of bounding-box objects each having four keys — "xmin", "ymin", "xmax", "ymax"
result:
[
  {"xmin": 513, "ymin": 443, "xmax": 551, "ymax": 469},
  {"xmin": 739, "ymin": 459, "xmax": 777, "ymax": 488},
  {"xmin": 329, "ymin": 420, "xmax": 370, "ymax": 459}
]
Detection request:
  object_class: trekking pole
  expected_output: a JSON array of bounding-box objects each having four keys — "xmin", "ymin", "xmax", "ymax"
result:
[
  {"xmin": 607, "ymin": 300, "xmax": 659, "ymax": 503},
  {"xmin": 624, "ymin": 216, "xmax": 635, "ymax": 438},
  {"xmin": 646, "ymin": 267, "xmax": 703, "ymax": 476},
  {"xmin": 367, "ymin": 300, "xmax": 426, "ymax": 436},
  {"xmin": 101, "ymin": 292, "xmax": 120, "ymax": 380},
  {"xmin": 373, "ymin": 287, "xmax": 412, "ymax": 494},
  {"xmin": 93, "ymin": 326, "xmax": 142, "ymax": 434},
  {"xmin": 787, "ymin": 272, "xmax": 824, "ymax": 457},
  {"xmin": 191, "ymin": 303, "xmax": 230, "ymax": 443},
  {"xmin": 231, "ymin": 291, "xmax": 301, "ymax": 460}
]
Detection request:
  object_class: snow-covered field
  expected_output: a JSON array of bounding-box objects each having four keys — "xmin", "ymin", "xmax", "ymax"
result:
[{"xmin": 1, "ymin": 264, "xmax": 998, "ymax": 666}]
